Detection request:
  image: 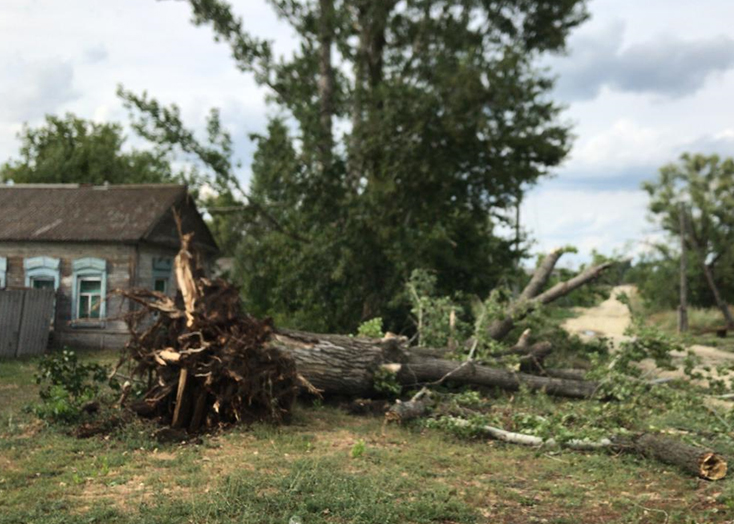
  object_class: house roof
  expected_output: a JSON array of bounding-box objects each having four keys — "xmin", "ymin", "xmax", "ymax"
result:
[{"xmin": 0, "ymin": 184, "xmax": 217, "ymax": 251}]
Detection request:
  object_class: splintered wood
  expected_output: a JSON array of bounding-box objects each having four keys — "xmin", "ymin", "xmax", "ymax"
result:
[{"xmin": 119, "ymin": 228, "xmax": 299, "ymax": 432}]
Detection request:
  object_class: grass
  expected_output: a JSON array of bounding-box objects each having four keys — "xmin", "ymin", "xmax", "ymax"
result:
[
  {"xmin": 2, "ymin": 351, "xmax": 734, "ymax": 523},
  {"xmin": 645, "ymin": 306, "xmax": 734, "ymax": 352}
]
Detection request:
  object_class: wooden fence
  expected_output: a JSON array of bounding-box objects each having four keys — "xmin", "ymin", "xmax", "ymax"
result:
[{"xmin": 0, "ymin": 288, "xmax": 55, "ymax": 358}]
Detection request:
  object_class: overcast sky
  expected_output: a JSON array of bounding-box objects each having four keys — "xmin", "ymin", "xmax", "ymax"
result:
[{"xmin": 3, "ymin": 0, "xmax": 734, "ymax": 265}]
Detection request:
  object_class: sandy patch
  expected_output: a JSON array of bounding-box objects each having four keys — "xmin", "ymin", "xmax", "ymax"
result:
[{"xmin": 563, "ymin": 285, "xmax": 734, "ymax": 388}]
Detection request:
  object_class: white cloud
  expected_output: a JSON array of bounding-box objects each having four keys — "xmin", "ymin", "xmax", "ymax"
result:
[
  {"xmin": 0, "ymin": 58, "xmax": 80, "ymax": 122},
  {"xmin": 570, "ymin": 118, "xmax": 669, "ymax": 171},
  {"xmin": 522, "ymin": 185, "xmax": 654, "ymax": 265},
  {"xmin": 552, "ymin": 20, "xmax": 734, "ymax": 101}
]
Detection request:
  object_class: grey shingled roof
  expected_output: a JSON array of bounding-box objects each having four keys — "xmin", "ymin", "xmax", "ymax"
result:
[{"xmin": 0, "ymin": 184, "xmax": 191, "ymax": 243}]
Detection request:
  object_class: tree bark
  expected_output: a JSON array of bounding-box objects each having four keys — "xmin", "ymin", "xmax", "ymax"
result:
[
  {"xmin": 317, "ymin": 0, "xmax": 335, "ymax": 171},
  {"xmin": 385, "ymin": 398, "xmax": 430, "ymax": 424},
  {"xmin": 401, "ymin": 356, "xmax": 596, "ymax": 399},
  {"xmin": 617, "ymin": 433, "xmax": 727, "ymax": 481},
  {"xmin": 270, "ymin": 330, "xmax": 599, "ymax": 399},
  {"xmin": 519, "ymin": 249, "xmax": 564, "ymax": 301},
  {"xmin": 679, "ymin": 203, "xmax": 689, "ymax": 332}
]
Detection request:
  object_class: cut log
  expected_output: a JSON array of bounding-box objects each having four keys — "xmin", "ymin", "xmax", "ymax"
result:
[
  {"xmin": 270, "ymin": 330, "xmax": 599, "ymax": 399},
  {"xmin": 385, "ymin": 398, "xmax": 430, "ymax": 424},
  {"xmin": 618, "ymin": 433, "xmax": 727, "ymax": 481},
  {"xmin": 445, "ymin": 417, "xmax": 727, "ymax": 480}
]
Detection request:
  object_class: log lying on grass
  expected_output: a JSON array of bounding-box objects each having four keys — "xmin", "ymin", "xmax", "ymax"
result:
[
  {"xmin": 616, "ymin": 433, "xmax": 728, "ymax": 481},
  {"xmin": 384, "ymin": 398, "xmax": 430, "ymax": 424},
  {"xmin": 269, "ymin": 330, "xmax": 599, "ymax": 399},
  {"xmin": 433, "ymin": 417, "xmax": 727, "ymax": 480}
]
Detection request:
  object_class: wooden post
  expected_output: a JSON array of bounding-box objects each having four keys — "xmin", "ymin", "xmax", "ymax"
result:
[{"xmin": 678, "ymin": 203, "xmax": 689, "ymax": 333}]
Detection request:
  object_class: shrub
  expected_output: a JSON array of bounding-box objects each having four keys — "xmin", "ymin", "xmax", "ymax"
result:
[
  {"xmin": 357, "ymin": 317, "xmax": 384, "ymax": 339},
  {"xmin": 34, "ymin": 348, "xmax": 109, "ymax": 423}
]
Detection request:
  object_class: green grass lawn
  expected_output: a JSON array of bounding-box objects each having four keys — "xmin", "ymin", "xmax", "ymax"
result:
[{"xmin": 2, "ymin": 351, "xmax": 734, "ymax": 523}]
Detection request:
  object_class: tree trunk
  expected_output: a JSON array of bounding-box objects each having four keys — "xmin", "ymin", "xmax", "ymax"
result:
[
  {"xmin": 619, "ymin": 433, "xmax": 727, "ymax": 481},
  {"xmin": 684, "ymin": 210, "xmax": 734, "ymax": 329},
  {"xmin": 317, "ymin": 0, "xmax": 335, "ymax": 171},
  {"xmin": 700, "ymin": 260, "xmax": 734, "ymax": 329},
  {"xmin": 445, "ymin": 418, "xmax": 727, "ymax": 480},
  {"xmin": 270, "ymin": 330, "xmax": 599, "ymax": 399},
  {"xmin": 519, "ymin": 249, "xmax": 563, "ymax": 301},
  {"xmin": 679, "ymin": 203, "xmax": 689, "ymax": 332},
  {"xmin": 401, "ymin": 356, "xmax": 596, "ymax": 399}
]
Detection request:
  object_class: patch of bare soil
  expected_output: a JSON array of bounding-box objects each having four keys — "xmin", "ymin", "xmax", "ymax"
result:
[
  {"xmin": 562, "ymin": 285, "xmax": 636, "ymax": 345},
  {"xmin": 74, "ymin": 472, "xmax": 192, "ymax": 513},
  {"xmin": 563, "ymin": 285, "xmax": 734, "ymax": 388}
]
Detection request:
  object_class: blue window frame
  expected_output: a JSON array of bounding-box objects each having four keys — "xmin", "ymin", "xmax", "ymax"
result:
[
  {"xmin": 152, "ymin": 257, "xmax": 173, "ymax": 294},
  {"xmin": 72, "ymin": 258, "xmax": 107, "ymax": 320},
  {"xmin": 24, "ymin": 256, "xmax": 60, "ymax": 290},
  {"xmin": 0, "ymin": 257, "xmax": 6, "ymax": 288}
]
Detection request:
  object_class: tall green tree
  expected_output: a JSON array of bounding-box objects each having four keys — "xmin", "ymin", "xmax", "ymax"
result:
[
  {"xmin": 0, "ymin": 113, "xmax": 175, "ymax": 184},
  {"xmin": 120, "ymin": 0, "xmax": 588, "ymax": 332},
  {"xmin": 643, "ymin": 153, "xmax": 734, "ymax": 327}
]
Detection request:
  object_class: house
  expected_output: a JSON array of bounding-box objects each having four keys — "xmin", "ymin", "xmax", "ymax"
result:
[{"xmin": 0, "ymin": 184, "xmax": 218, "ymax": 349}]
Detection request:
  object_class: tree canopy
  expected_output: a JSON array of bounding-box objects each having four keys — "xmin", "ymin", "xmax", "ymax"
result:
[
  {"xmin": 120, "ymin": 0, "xmax": 589, "ymax": 332},
  {"xmin": 0, "ymin": 113, "xmax": 175, "ymax": 185},
  {"xmin": 642, "ymin": 153, "xmax": 734, "ymax": 324}
]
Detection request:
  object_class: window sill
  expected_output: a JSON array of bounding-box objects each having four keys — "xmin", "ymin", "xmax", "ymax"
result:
[{"xmin": 68, "ymin": 320, "xmax": 107, "ymax": 330}]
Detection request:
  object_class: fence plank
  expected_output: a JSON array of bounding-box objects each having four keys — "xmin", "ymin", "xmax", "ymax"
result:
[
  {"xmin": 16, "ymin": 289, "xmax": 55, "ymax": 357},
  {"xmin": 0, "ymin": 290, "xmax": 24, "ymax": 358}
]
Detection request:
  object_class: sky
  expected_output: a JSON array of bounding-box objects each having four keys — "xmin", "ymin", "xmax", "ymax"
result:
[{"xmin": 3, "ymin": 0, "xmax": 734, "ymax": 266}]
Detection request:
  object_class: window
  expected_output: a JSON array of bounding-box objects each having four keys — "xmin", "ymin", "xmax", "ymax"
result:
[
  {"xmin": 78, "ymin": 278, "xmax": 102, "ymax": 319},
  {"xmin": 24, "ymin": 257, "xmax": 60, "ymax": 290},
  {"xmin": 154, "ymin": 278, "xmax": 168, "ymax": 293},
  {"xmin": 72, "ymin": 258, "xmax": 107, "ymax": 321},
  {"xmin": 152, "ymin": 257, "xmax": 173, "ymax": 295},
  {"xmin": 0, "ymin": 257, "xmax": 6, "ymax": 288},
  {"xmin": 31, "ymin": 277, "xmax": 55, "ymax": 290}
]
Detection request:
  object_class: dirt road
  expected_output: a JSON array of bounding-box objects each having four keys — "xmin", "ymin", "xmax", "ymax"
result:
[
  {"xmin": 563, "ymin": 285, "xmax": 734, "ymax": 384},
  {"xmin": 563, "ymin": 284, "xmax": 635, "ymax": 346}
]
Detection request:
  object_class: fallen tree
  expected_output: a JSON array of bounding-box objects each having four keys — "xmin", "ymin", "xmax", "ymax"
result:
[
  {"xmin": 119, "ymin": 236, "xmax": 614, "ymax": 427},
  {"xmin": 486, "ymin": 253, "xmax": 614, "ymax": 342},
  {"xmin": 382, "ymin": 402, "xmax": 727, "ymax": 481},
  {"xmin": 114, "ymin": 230, "xmax": 731, "ymax": 481},
  {"xmin": 269, "ymin": 330, "xmax": 598, "ymax": 399},
  {"xmin": 446, "ymin": 417, "xmax": 727, "ymax": 481}
]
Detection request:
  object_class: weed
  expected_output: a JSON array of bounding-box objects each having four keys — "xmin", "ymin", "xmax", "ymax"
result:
[
  {"xmin": 357, "ymin": 317, "xmax": 384, "ymax": 338},
  {"xmin": 350, "ymin": 439, "xmax": 366, "ymax": 458}
]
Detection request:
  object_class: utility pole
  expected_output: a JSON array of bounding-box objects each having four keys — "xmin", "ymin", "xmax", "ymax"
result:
[{"xmin": 678, "ymin": 202, "xmax": 689, "ymax": 333}]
